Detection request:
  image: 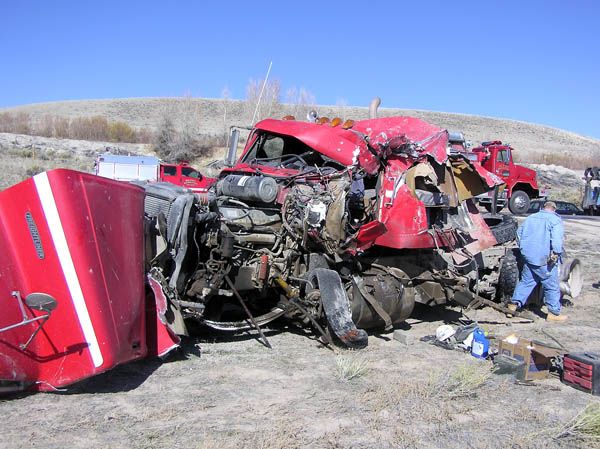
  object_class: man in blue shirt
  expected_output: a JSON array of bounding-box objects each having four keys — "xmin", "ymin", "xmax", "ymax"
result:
[{"xmin": 508, "ymin": 201, "xmax": 567, "ymax": 321}]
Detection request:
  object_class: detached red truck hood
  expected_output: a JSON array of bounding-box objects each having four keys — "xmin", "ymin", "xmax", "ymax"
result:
[{"xmin": 0, "ymin": 170, "xmax": 178, "ymax": 392}]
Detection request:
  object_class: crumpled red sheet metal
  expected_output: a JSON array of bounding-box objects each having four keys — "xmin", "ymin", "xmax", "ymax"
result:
[
  {"xmin": 352, "ymin": 117, "xmax": 449, "ymax": 166},
  {"xmin": 254, "ymin": 117, "xmax": 504, "ymax": 193},
  {"xmin": 471, "ymin": 161, "xmax": 505, "ymax": 189},
  {"xmin": 253, "ymin": 117, "xmax": 450, "ymax": 175}
]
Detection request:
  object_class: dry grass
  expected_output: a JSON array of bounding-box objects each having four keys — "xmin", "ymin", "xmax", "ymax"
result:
[
  {"xmin": 359, "ymin": 362, "xmax": 493, "ymax": 427},
  {"xmin": 194, "ymin": 421, "xmax": 306, "ymax": 449},
  {"xmin": 416, "ymin": 361, "xmax": 493, "ymax": 400},
  {"xmin": 556, "ymin": 401, "xmax": 600, "ymax": 443},
  {"xmin": 4, "ymin": 97, "xmax": 599, "ymax": 165},
  {"xmin": 516, "ymin": 151, "xmax": 599, "ymax": 170},
  {"xmin": 335, "ymin": 354, "xmax": 370, "ymax": 381},
  {"xmin": 0, "ymin": 142, "xmax": 91, "ymax": 189},
  {"xmin": 352, "ymin": 361, "xmax": 497, "ymax": 449}
]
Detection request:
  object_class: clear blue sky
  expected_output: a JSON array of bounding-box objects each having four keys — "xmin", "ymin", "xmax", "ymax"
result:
[{"xmin": 1, "ymin": 1, "xmax": 598, "ymax": 138}]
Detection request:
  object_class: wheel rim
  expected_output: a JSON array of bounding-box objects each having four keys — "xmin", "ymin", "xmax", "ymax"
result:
[{"xmin": 514, "ymin": 196, "xmax": 526, "ymax": 208}]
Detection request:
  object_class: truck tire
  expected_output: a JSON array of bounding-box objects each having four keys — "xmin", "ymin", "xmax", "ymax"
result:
[
  {"xmin": 584, "ymin": 167, "xmax": 600, "ymax": 181},
  {"xmin": 484, "ymin": 215, "xmax": 518, "ymax": 245},
  {"xmin": 560, "ymin": 258, "xmax": 583, "ymax": 298},
  {"xmin": 496, "ymin": 247, "xmax": 520, "ymax": 303},
  {"xmin": 508, "ymin": 190, "xmax": 530, "ymax": 215}
]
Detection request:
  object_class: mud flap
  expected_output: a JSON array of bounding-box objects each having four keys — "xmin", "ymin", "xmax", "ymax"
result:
[
  {"xmin": 311, "ymin": 268, "xmax": 368, "ymax": 349},
  {"xmin": 147, "ymin": 272, "xmax": 182, "ymax": 357}
]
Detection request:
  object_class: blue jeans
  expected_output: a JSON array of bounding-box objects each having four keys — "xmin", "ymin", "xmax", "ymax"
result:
[{"xmin": 511, "ymin": 262, "xmax": 561, "ymax": 315}]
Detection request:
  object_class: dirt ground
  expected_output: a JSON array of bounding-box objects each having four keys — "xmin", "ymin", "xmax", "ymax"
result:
[{"xmin": 1, "ymin": 216, "xmax": 599, "ymax": 449}]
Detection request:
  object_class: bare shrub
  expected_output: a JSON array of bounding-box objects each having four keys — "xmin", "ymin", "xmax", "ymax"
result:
[
  {"xmin": 108, "ymin": 121, "xmax": 136, "ymax": 143},
  {"xmin": 0, "ymin": 112, "xmax": 11, "ymax": 132},
  {"xmin": 246, "ymin": 78, "xmax": 281, "ymax": 123},
  {"xmin": 197, "ymin": 133, "xmax": 227, "ymax": 151},
  {"xmin": 54, "ymin": 116, "xmax": 70, "ymax": 138},
  {"xmin": 153, "ymin": 117, "xmax": 218, "ymax": 162},
  {"xmin": 70, "ymin": 116, "xmax": 110, "ymax": 141},
  {"xmin": 38, "ymin": 115, "xmax": 56, "ymax": 137},
  {"xmin": 285, "ymin": 87, "xmax": 298, "ymax": 106},
  {"xmin": 284, "ymin": 86, "xmax": 316, "ymax": 120},
  {"xmin": 298, "ymin": 87, "xmax": 316, "ymax": 110},
  {"xmin": 25, "ymin": 165, "xmax": 45, "ymax": 177},
  {"xmin": 13, "ymin": 112, "xmax": 31, "ymax": 134},
  {"xmin": 4, "ymin": 113, "xmax": 152, "ymax": 143},
  {"xmin": 174, "ymin": 132, "xmax": 199, "ymax": 162},
  {"xmin": 135, "ymin": 127, "xmax": 154, "ymax": 144},
  {"xmin": 154, "ymin": 116, "xmax": 177, "ymax": 160},
  {"xmin": 8, "ymin": 147, "xmax": 34, "ymax": 158},
  {"xmin": 153, "ymin": 96, "xmax": 224, "ymax": 162},
  {"xmin": 0, "ymin": 112, "xmax": 31, "ymax": 134},
  {"xmin": 35, "ymin": 114, "xmax": 72, "ymax": 138}
]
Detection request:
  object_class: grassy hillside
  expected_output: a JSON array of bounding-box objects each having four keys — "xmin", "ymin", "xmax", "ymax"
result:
[
  {"xmin": 1, "ymin": 97, "xmax": 599, "ymax": 191},
  {"xmin": 4, "ymin": 97, "xmax": 600, "ymax": 165}
]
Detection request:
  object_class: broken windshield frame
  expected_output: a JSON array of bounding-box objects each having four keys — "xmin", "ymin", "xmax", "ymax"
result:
[{"xmin": 242, "ymin": 132, "xmax": 345, "ymax": 172}]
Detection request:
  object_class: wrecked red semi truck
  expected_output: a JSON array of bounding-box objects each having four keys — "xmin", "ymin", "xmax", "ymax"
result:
[{"xmin": 2, "ymin": 114, "xmax": 526, "ymax": 392}]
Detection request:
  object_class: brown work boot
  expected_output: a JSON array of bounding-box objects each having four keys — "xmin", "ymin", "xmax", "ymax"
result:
[
  {"xmin": 546, "ymin": 312, "xmax": 568, "ymax": 322},
  {"xmin": 506, "ymin": 303, "xmax": 518, "ymax": 318}
]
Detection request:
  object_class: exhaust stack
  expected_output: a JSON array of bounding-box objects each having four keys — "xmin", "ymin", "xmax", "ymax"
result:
[
  {"xmin": 369, "ymin": 97, "xmax": 381, "ymax": 119},
  {"xmin": 225, "ymin": 128, "xmax": 240, "ymax": 167}
]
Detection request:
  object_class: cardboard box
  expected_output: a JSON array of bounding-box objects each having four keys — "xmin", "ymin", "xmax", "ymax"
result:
[{"xmin": 497, "ymin": 337, "xmax": 563, "ymax": 380}]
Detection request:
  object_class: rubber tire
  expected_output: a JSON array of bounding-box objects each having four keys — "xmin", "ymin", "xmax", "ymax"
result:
[
  {"xmin": 496, "ymin": 247, "xmax": 520, "ymax": 303},
  {"xmin": 484, "ymin": 215, "xmax": 518, "ymax": 245},
  {"xmin": 483, "ymin": 203, "xmax": 505, "ymax": 213},
  {"xmin": 508, "ymin": 190, "xmax": 531, "ymax": 215},
  {"xmin": 560, "ymin": 258, "xmax": 583, "ymax": 298}
]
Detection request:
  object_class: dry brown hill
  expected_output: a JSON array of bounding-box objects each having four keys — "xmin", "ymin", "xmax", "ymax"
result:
[{"xmin": 4, "ymin": 97, "xmax": 600, "ymax": 164}]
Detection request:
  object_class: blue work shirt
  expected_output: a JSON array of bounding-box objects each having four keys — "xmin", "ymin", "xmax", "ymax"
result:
[{"xmin": 517, "ymin": 210, "xmax": 564, "ymax": 266}]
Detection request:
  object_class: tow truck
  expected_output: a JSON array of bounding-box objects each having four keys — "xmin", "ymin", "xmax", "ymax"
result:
[{"xmin": 448, "ymin": 135, "xmax": 547, "ymax": 214}]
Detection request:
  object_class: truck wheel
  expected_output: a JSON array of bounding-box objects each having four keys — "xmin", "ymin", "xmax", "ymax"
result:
[
  {"xmin": 508, "ymin": 190, "xmax": 530, "ymax": 215},
  {"xmin": 484, "ymin": 215, "xmax": 517, "ymax": 245},
  {"xmin": 559, "ymin": 258, "xmax": 583, "ymax": 298},
  {"xmin": 496, "ymin": 248, "xmax": 520, "ymax": 303}
]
